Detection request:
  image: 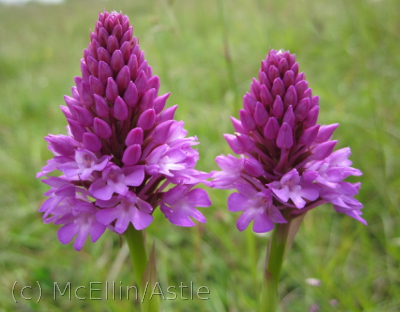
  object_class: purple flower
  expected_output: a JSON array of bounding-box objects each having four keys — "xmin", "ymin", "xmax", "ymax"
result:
[
  {"xmin": 267, "ymin": 169, "xmax": 319, "ymax": 209},
  {"xmin": 37, "ymin": 11, "xmax": 211, "ymax": 250},
  {"xmin": 211, "ymin": 49, "xmax": 364, "ymax": 232},
  {"xmin": 57, "ymin": 148, "xmax": 111, "ymax": 180},
  {"xmin": 211, "ymin": 155, "xmax": 244, "ymax": 188},
  {"xmin": 160, "ymin": 185, "xmax": 210, "ymax": 227},
  {"xmin": 145, "ymin": 145, "xmax": 187, "ymax": 177},
  {"xmin": 56, "ymin": 201, "xmax": 107, "ymax": 251},
  {"xmin": 96, "ymin": 193, "xmax": 154, "ymax": 234},
  {"xmin": 89, "ymin": 164, "xmax": 145, "ymax": 200},
  {"xmin": 228, "ymin": 185, "xmax": 286, "ymax": 233}
]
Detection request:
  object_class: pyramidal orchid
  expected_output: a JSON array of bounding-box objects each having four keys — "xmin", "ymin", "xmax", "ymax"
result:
[
  {"xmin": 210, "ymin": 49, "xmax": 364, "ymax": 312},
  {"xmin": 37, "ymin": 13, "xmax": 211, "ymax": 307}
]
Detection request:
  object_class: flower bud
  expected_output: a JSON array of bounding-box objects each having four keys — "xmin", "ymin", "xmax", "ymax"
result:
[
  {"xmin": 113, "ymin": 96, "xmax": 128, "ymax": 121},
  {"xmin": 83, "ymin": 132, "xmax": 102, "ymax": 152},
  {"xmin": 122, "ymin": 144, "xmax": 141, "ymax": 165},
  {"xmin": 125, "ymin": 127, "xmax": 143, "ymax": 146},
  {"xmin": 94, "ymin": 117, "xmax": 112, "ymax": 139},
  {"xmin": 137, "ymin": 109, "xmax": 156, "ymax": 130},
  {"xmin": 276, "ymin": 122, "xmax": 293, "ymax": 149},
  {"xmin": 263, "ymin": 117, "xmax": 280, "ymax": 140}
]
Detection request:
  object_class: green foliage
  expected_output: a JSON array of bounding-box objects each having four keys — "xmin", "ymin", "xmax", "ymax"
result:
[{"xmin": 1, "ymin": 0, "xmax": 399, "ymax": 311}]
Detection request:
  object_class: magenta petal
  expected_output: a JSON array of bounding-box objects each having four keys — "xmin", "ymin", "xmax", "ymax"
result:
[
  {"xmin": 131, "ymin": 208, "xmax": 153, "ymax": 230},
  {"xmin": 303, "ymin": 170, "xmax": 319, "ymax": 182},
  {"xmin": 91, "ymin": 182, "xmax": 114, "ymax": 201},
  {"xmin": 165, "ymin": 148, "xmax": 187, "ymax": 163},
  {"xmin": 163, "ymin": 186, "xmax": 187, "ymax": 205},
  {"xmin": 146, "ymin": 144, "xmax": 168, "ymax": 163},
  {"xmin": 291, "ymin": 194, "xmax": 306, "ymax": 208},
  {"xmin": 114, "ymin": 211, "xmax": 131, "ymax": 234},
  {"xmin": 124, "ymin": 166, "xmax": 145, "ymax": 186},
  {"xmin": 268, "ymin": 182, "xmax": 290, "ymax": 202},
  {"xmin": 89, "ymin": 221, "xmax": 107, "ymax": 242},
  {"xmin": 236, "ymin": 183, "xmax": 258, "ymax": 198},
  {"xmin": 58, "ymin": 162, "xmax": 80, "ymax": 177},
  {"xmin": 236, "ymin": 211, "xmax": 254, "ymax": 231},
  {"xmin": 96, "ymin": 207, "xmax": 121, "ymax": 225},
  {"xmin": 186, "ymin": 207, "xmax": 206, "ymax": 223},
  {"xmin": 136, "ymin": 197, "xmax": 153, "ymax": 214},
  {"xmin": 299, "ymin": 184, "xmax": 319, "ymax": 201},
  {"xmin": 165, "ymin": 209, "xmax": 195, "ymax": 227},
  {"xmin": 243, "ymin": 158, "xmax": 264, "ymax": 177},
  {"xmin": 96, "ymin": 196, "xmax": 120, "ymax": 208},
  {"xmin": 58, "ymin": 223, "xmax": 77, "ymax": 244},
  {"xmin": 186, "ymin": 189, "xmax": 212, "ymax": 207},
  {"xmin": 112, "ymin": 182, "xmax": 129, "ymax": 196},
  {"xmin": 228, "ymin": 193, "xmax": 248, "ymax": 212},
  {"xmin": 54, "ymin": 184, "xmax": 75, "ymax": 197},
  {"xmin": 73, "ymin": 228, "xmax": 90, "ymax": 251},
  {"xmin": 252, "ymin": 213, "xmax": 274, "ymax": 233},
  {"xmin": 267, "ymin": 205, "xmax": 287, "ymax": 224},
  {"xmin": 334, "ymin": 205, "xmax": 367, "ymax": 225}
]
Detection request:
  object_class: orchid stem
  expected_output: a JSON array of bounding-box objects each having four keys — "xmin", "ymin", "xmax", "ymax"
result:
[
  {"xmin": 246, "ymin": 228, "xmax": 258, "ymax": 297},
  {"xmin": 125, "ymin": 225, "xmax": 148, "ymax": 309},
  {"xmin": 259, "ymin": 221, "xmax": 291, "ymax": 312}
]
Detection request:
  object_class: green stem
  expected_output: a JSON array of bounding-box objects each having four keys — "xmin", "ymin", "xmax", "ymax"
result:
[
  {"xmin": 125, "ymin": 225, "xmax": 148, "ymax": 299},
  {"xmin": 246, "ymin": 227, "xmax": 258, "ymax": 297},
  {"xmin": 259, "ymin": 221, "xmax": 291, "ymax": 312}
]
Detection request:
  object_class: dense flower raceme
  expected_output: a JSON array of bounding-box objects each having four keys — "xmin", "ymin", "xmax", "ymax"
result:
[
  {"xmin": 211, "ymin": 50, "xmax": 365, "ymax": 233},
  {"xmin": 37, "ymin": 11, "xmax": 211, "ymax": 251}
]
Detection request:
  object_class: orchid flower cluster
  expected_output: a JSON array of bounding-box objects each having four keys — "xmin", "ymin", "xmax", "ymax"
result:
[
  {"xmin": 37, "ymin": 11, "xmax": 211, "ymax": 251},
  {"xmin": 210, "ymin": 50, "xmax": 365, "ymax": 233}
]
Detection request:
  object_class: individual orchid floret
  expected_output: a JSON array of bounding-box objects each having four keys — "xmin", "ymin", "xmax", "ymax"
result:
[
  {"xmin": 96, "ymin": 192, "xmax": 154, "ymax": 234},
  {"xmin": 37, "ymin": 11, "xmax": 211, "ymax": 251},
  {"xmin": 210, "ymin": 154, "xmax": 244, "ymax": 188},
  {"xmin": 145, "ymin": 145, "xmax": 187, "ymax": 177},
  {"xmin": 160, "ymin": 185, "xmax": 211, "ymax": 227},
  {"xmin": 267, "ymin": 169, "xmax": 319, "ymax": 209},
  {"xmin": 56, "ymin": 200, "xmax": 107, "ymax": 251},
  {"xmin": 211, "ymin": 49, "xmax": 364, "ymax": 232},
  {"xmin": 228, "ymin": 185, "xmax": 287, "ymax": 233},
  {"xmin": 58, "ymin": 148, "xmax": 111, "ymax": 180},
  {"xmin": 89, "ymin": 165, "xmax": 145, "ymax": 200}
]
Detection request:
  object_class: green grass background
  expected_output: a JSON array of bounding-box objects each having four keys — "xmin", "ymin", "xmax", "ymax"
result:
[{"xmin": 1, "ymin": 0, "xmax": 399, "ymax": 311}]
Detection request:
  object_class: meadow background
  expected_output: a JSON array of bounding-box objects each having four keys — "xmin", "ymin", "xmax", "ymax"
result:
[{"xmin": 1, "ymin": 0, "xmax": 399, "ymax": 311}]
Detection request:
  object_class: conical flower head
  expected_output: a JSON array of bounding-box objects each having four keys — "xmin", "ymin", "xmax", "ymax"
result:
[
  {"xmin": 211, "ymin": 49, "xmax": 364, "ymax": 233},
  {"xmin": 37, "ymin": 11, "xmax": 211, "ymax": 251}
]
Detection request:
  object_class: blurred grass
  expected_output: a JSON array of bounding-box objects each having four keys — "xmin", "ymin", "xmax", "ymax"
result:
[{"xmin": 0, "ymin": 0, "xmax": 400, "ymax": 311}]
